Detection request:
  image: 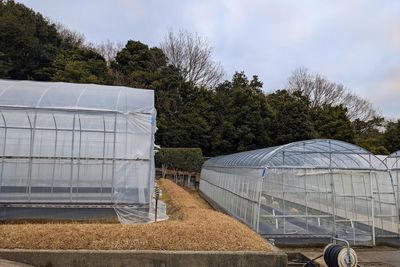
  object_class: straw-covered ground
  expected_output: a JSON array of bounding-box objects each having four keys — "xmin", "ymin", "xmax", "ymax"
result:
[{"xmin": 0, "ymin": 179, "xmax": 272, "ymax": 251}]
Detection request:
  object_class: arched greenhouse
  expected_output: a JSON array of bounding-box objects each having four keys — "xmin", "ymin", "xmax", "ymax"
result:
[
  {"xmin": 0, "ymin": 80, "xmax": 156, "ymax": 223},
  {"xmin": 200, "ymin": 139, "xmax": 399, "ymax": 246}
]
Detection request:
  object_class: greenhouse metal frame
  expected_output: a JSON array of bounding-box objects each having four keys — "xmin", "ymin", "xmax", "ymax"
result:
[
  {"xmin": 0, "ymin": 80, "xmax": 156, "ymax": 223},
  {"xmin": 200, "ymin": 139, "xmax": 399, "ymax": 246},
  {"xmin": 385, "ymin": 151, "xmax": 400, "ymax": 213}
]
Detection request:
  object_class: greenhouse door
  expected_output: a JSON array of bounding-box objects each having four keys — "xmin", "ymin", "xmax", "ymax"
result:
[{"xmin": 332, "ymin": 171, "xmax": 376, "ymax": 246}]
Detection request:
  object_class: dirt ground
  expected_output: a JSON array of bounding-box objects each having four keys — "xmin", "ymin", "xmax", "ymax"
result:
[{"xmin": 0, "ymin": 179, "xmax": 272, "ymax": 251}]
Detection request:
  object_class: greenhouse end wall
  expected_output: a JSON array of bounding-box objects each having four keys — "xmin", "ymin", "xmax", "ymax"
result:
[
  {"xmin": 200, "ymin": 139, "xmax": 399, "ymax": 246},
  {"xmin": 0, "ymin": 80, "xmax": 157, "ymax": 223}
]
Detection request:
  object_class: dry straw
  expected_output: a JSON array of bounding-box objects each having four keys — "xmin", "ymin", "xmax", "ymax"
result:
[{"xmin": 0, "ymin": 179, "xmax": 272, "ymax": 251}]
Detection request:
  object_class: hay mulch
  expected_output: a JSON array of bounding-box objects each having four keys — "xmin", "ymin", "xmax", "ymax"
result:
[{"xmin": 0, "ymin": 179, "xmax": 272, "ymax": 251}]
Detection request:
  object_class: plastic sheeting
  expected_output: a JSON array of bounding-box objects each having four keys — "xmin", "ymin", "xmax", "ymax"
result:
[
  {"xmin": 116, "ymin": 189, "xmax": 168, "ymax": 223},
  {"xmin": 385, "ymin": 151, "xmax": 400, "ymax": 214},
  {"xmin": 205, "ymin": 139, "xmax": 388, "ymax": 170},
  {"xmin": 0, "ymin": 80, "xmax": 158, "ymax": 223},
  {"xmin": 200, "ymin": 139, "xmax": 399, "ymax": 246},
  {"xmin": 0, "ymin": 80, "xmax": 154, "ymax": 114}
]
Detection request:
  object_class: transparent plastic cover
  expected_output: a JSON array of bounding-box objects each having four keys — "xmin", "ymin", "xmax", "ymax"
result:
[{"xmin": 0, "ymin": 80, "xmax": 158, "ymax": 223}]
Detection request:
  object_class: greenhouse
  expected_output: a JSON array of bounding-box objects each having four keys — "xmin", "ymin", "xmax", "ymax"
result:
[
  {"xmin": 0, "ymin": 80, "xmax": 157, "ymax": 223},
  {"xmin": 385, "ymin": 151, "xmax": 400, "ymax": 211},
  {"xmin": 200, "ymin": 139, "xmax": 399, "ymax": 246}
]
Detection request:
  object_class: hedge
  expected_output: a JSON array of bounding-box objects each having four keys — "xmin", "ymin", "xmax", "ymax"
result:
[{"xmin": 155, "ymin": 148, "xmax": 204, "ymax": 173}]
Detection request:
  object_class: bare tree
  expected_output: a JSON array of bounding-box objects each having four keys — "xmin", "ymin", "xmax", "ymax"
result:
[
  {"xmin": 91, "ymin": 40, "xmax": 124, "ymax": 65},
  {"xmin": 341, "ymin": 92, "xmax": 378, "ymax": 122},
  {"xmin": 287, "ymin": 67, "xmax": 378, "ymax": 121},
  {"xmin": 160, "ymin": 30, "xmax": 224, "ymax": 88},
  {"xmin": 54, "ymin": 22, "xmax": 86, "ymax": 48},
  {"xmin": 54, "ymin": 20, "xmax": 123, "ymax": 64}
]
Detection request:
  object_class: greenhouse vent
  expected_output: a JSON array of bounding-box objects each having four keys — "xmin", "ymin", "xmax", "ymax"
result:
[
  {"xmin": 200, "ymin": 139, "xmax": 399, "ymax": 246},
  {"xmin": 0, "ymin": 80, "xmax": 156, "ymax": 223}
]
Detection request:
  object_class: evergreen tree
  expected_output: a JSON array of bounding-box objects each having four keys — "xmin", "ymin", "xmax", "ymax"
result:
[
  {"xmin": 384, "ymin": 120, "xmax": 400, "ymax": 153},
  {"xmin": 353, "ymin": 117, "xmax": 388, "ymax": 154},
  {"xmin": 267, "ymin": 90, "xmax": 314, "ymax": 145},
  {"xmin": 311, "ymin": 105, "xmax": 355, "ymax": 143},
  {"xmin": 0, "ymin": 0, "xmax": 61, "ymax": 80},
  {"xmin": 51, "ymin": 47, "xmax": 109, "ymax": 84},
  {"xmin": 210, "ymin": 72, "xmax": 273, "ymax": 155}
]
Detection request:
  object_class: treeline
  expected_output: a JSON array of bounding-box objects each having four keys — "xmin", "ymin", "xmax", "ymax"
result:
[{"xmin": 1, "ymin": 0, "xmax": 399, "ymax": 156}]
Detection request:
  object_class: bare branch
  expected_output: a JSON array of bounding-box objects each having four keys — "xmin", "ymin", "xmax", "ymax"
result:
[
  {"xmin": 160, "ymin": 30, "xmax": 224, "ymax": 89},
  {"xmin": 91, "ymin": 40, "xmax": 123, "ymax": 65},
  {"xmin": 287, "ymin": 67, "xmax": 378, "ymax": 121},
  {"xmin": 54, "ymin": 22, "xmax": 86, "ymax": 48}
]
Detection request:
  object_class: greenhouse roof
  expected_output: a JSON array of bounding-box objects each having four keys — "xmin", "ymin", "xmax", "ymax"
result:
[
  {"xmin": 389, "ymin": 151, "xmax": 400, "ymax": 157},
  {"xmin": 0, "ymin": 80, "xmax": 154, "ymax": 114},
  {"xmin": 204, "ymin": 139, "xmax": 387, "ymax": 170},
  {"xmin": 386, "ymin": 151, "xmax": 400, "ymax": 169}
]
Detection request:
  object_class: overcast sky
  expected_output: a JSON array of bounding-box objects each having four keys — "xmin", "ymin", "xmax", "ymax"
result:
[{"xmin": 17, "ymin": 0, "xmax": 400, "ymax": 119}]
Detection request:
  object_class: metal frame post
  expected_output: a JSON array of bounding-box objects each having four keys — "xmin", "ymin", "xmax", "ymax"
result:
[
  {"xmin": 70, "ymin": 112, "xmax": 76, "ymax": 202},
  {"xmin": 0, "ymin": 112, "xmax": 7, "ymax": 192},
  {"xmin": 51, "ymin": 113, "xmax": 58, "ymax": 199},
  {"xmin": 26, "ymin": 110, "xmax": 37, "ymax": 202}
]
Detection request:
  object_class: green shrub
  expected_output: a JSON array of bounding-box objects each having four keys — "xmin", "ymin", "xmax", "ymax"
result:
[{"xmin": 155, "ymin": 148, "xmax": 203, "ymax": 173}]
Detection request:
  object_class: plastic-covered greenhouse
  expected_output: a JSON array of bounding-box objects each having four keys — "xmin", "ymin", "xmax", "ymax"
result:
[
  {"xmin": 385, "ymin": 151, "xmax": 400, "ymax": 212},
  {"xmin": 0, "ymin": 80, "xmax": 157, "ymax": 223},
  {"xmin": 200, "ymin": 139, "xmax": 399, "ymax": 246}
]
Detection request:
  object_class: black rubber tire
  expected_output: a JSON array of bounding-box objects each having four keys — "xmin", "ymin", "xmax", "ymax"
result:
[{"xmin": 323, "ymin": 244, "xmax": 342, "ymax": 267}]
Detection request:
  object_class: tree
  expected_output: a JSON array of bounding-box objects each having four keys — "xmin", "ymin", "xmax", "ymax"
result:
[
  {"xmin": 210, "ymin": 72, "xmax": 273, "ymax": 154},
  {"xmin": 0, "ymin": 1, "xmax": 110, "ymax": 83},
  {"xmin": 54, "ymin": 22, "xmax": 85, "ymax": 48},
  {"xmin": 0, "ymin": 51, "xmax": 12, "ymax": 78},
  {"xmin": 267, "ymin": 90, "xmax": 314, "ymax": 145},
  {"xmin": 384, "ymin": 120, "xmax": 400, "ymax": 153},
  {"xmin": 353, "ymin": 117, "xmax": 388, "ymax": 154},
  {"xmin": 160, "ymin": 30, "xmax": 224, "ymax": 89},
  {"xmin": 112, "ymin": 40, "xmax": 166, "ymax": 74},
  {"xmin": 287, "ymin": 68, "xmax": 377, "ymax": 121},
  {"xmin": 155, "ymin": 148, "xmax": 204, "ymax": 174},
  {"xmin": 311, "ymin": 104, "xmax": 355, "ymax": 143},
  {"xmin": 0, "ymin": 0, "xmax": 61, "ymax": 80},
  {"xmin": 110, "ymin": 40, "xmax": 166, "ymax": 88},
  {"xmin": 51, "ymin": 47, "xmax": 109, "ymax": 84},
  {"xmin": 92, "ymin": 39, "xmax": 124, "ymax": 65},
  {"xmin": 110, "ymin": 40, "xmax": 215, "ymax": 152}
]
